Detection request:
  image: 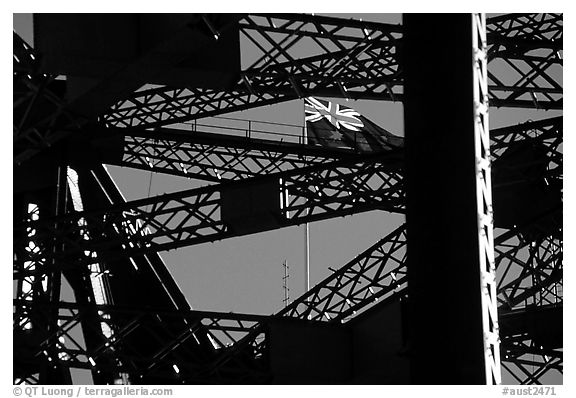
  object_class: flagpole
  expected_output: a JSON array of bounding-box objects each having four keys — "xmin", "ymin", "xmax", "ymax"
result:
[
  {"xmin": 303, "ymin": 99, "xmax": 310, "ymax": 293},
  {"xmin": 305, "ymin": 222, "xmax": 310, "ymax": 292}
]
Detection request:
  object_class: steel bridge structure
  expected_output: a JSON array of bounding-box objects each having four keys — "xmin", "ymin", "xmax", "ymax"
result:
[{"xmin": 13, "ymin": 13, "xmax": 562, "ymax": 385}]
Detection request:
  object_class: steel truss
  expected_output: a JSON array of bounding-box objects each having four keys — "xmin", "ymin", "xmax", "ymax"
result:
[
  {"xmin": 114, "ymin": 125, "xmax": 355, "ymax": 182},
  {"xmin": 495, "ymin": 220, "xmax": 562, "ymax": 311},
  {"xmin": 13, "ymin": 13, "xmax": 562, "ymax": 385},
  {"xmin": 14, "ymin": 115, "xmax": 560, "ymax": 282},
  {"xmin": 173, "ymin": 211, "xmax": 563, "ymax": 382},
  {"xmin": 487, "ymin": 13, "xmax": 563, "ymax": 109},
  {"xmin": 14, "ymin": 164, "xmax": 219, "ymax": 384},
  {"xmin": 192, "ymin": 223, "xmax": 409, "ymax": 382},
  {"xmin": 472, "ymin": 14, "xmax": 500, "ymax": 383},
  {"xmin": 13, "ymin": 300, "xmax": 267, "ymax": 384},
  {"xmin": 14, "ymin": 223, "xmax": 408, "ymax": 383},
  {"xmin": 100, "ymin": 13, "xmax": 561, "ymax": 129},
  {"xmin": 14, "ymin": 207, "xmax": 562, "ymax": 383},
  {"xmin": 195, "ymin": 114, "xmax": 562, "ymax": 382},
  {"xmin": 111, "ymin": 115, "xmax": 561, "ymax": 188},
  {"xmin": 14, "ymin": 151, "xmax": 405, "ymax": 266},
  {"xmin": 278, "ymin": 224, "xmax": 407, "ymax": 322},
  {"xmin": 501, "ymin": 336, "xmax": 563, "ymax": 385},
  {"xmin": 13, "ymin": 32, "xmax": 83, "ymax": 164},
  {"xmin": 490, "ymin": 116, "xmax": 562, "ymax": 182},
  {"xmin": 101, "ymin": 14, "xmax": 403, "ymax": 128},
  {"xmin": 499, "ymin": 304, "xmax": 562, "ymax": 385},
  {"xmin": 205, "ymin": 225, "xmax": 562, "ymax": 382}
]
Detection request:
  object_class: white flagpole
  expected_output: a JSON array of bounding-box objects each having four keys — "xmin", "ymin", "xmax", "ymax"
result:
[
  {"xmin": 303, "ymin": 99, "xmax": 310, "ymax": 293},
  {"xmin": 305, "ymin": 222, "xmax": 310, "ymax": 292}
]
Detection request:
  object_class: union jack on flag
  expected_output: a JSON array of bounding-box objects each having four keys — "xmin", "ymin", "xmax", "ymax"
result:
[
  {"xmin": 303, "ymin": 96, "xmax": 403, "ymax": 152},
  {"xmin": 305, "ymin": 97, "xmax": 365, "ymax": 132}
]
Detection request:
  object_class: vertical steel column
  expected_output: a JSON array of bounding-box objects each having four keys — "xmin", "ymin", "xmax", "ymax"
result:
[
  {"xmin": 38, "ymin": 158, "xmax": 72, "ymax": 384},
  {"xmin": 403, "ymin": 13, "xmax": 500, "ymax": 384},
  {"xmin": 472, "ymin": 14, "xmax": 501, "ymax": 385}
]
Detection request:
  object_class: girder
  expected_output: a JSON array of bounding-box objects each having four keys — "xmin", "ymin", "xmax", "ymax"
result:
[
  {"xmin": 110, "ymin": 125, "xmax": 355, "ymax": 182},
  {"xmin": 198, "ymin": 110, "xmax": 563, "ymax": 382},
  {"xmin": 15, "ymin": 152, "xmax": 404, "ymax": 266},
  {"xmin": 501, "ymin": 340, "xmax": 562, "ymax": 385},
  {"xmin": 15, "ymin": 224, "xmax": 409, "ymax": 383},
  {"xmin": 187, "ymin": 217, "xmax": 563, "ymax": 382},
  {"xmin": 100, "ymin": 13, "xmax": 561, "ymax": 129},
  {"xmin": 13, "ymin": 32, "xmax": 83, "ymax": 164},
  {"xmin": 495, "ymin": 214, "xmax": 562, "ymax": 311},
  {"xmin": 101, "ymin": 14, "xmax": 402, "ymax": 128},
  {"xmin": 14, "ymin": 209, "xmax": 562, "ymax": 384},
  {"xmin": 113, "ymin": 115, "xmax": 560, "ymax": 187},
  {"xmin": 487, "ymin": 13, "xmax": 562, "ymax": 41},
  {"xmin": 15, "ymin": 116, "xmax": 561, "ymax": 270},
  {"xmin": 13, "ymin": 13, "xmax": 563, "ymax": 385},
  {"xmin": 499, "ymin": 304, "xmax": 563, "ymax": 384},
  {"xmin": 14, "ymin": 299, "xmax": 267, "ymax": 384},
  {"xmin": 14, "ymin": 164, "xmax": 218, "ymax": 384},
  {"xmin": 487, "ymin": 14, "xmax": 563, "ymax": 110},
  {"xmin": 490, "ymin": 116, "xmax": 562, "ymax": 181},
  {"xmin": 277, "ymin": 223, "xmax": 407, "ymax": 322}
]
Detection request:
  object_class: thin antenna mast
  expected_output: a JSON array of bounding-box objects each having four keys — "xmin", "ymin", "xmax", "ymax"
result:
[{"xmin": 282, "ymin": 260, "xmax": 290, "ymax": 308}]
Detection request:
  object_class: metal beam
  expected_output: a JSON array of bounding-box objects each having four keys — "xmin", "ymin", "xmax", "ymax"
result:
[
  {"xmin": 100, "ymin": 125, "xmax": 356, "ymax": 182},
  {"xmin": 15, "ymin": 114, "xmax": 561, "ymax": 269},
  {"xmin": 15, "ymin": 151, "xmax": 404, "ymax": 266},
  {"xmin": 101, "ymin": 13, "xmax": 562, "ymax": 129},
  {"xmin": 499, "ymin": 304, "xmax": 562, "ymax": 384},
  {"xmin": 403, "ymin": 13, "xmax": 499, "ymax": 384},
  {"xmin": 191, "ymin": 219, "xmax": 563, "ymax": 383},
  {"xmin": 101, "ymin": 14, "xmax": 402, "ymax": 128},
  {"xmin": 114, "ymin": 116, "xmax": 560, "ymax": 183},
  {"xmin": 13, "ymin": 32, "xmax": 84, "ymax": 164},
  {"xmin": 14, "ymin": 300, "xmax": 266, "ymax": 384},
  {"xmin": 277, "ymin": 223, "xmax": 407, "ymax": 322},
  {"xmin": 15, "ymin": 211, "xmax": 562, "ymax": 384},
  {"xmin": 487, "ymin": 14, "xmax": 563, "ymax": 110}
]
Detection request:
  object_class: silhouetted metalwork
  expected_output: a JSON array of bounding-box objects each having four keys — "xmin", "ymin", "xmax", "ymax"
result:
[
  {"xmin": 101, "ymin": 14, "xmax": 403, "ymax": 128},
  {"xmin": 487, "ymin": 14, "xmax": 563, "ymax": 109},
  {"xmin": 14, "ymin": 152, "xmax": 404, "ymax": 266},
  {"xmin": 117, "ymin": 125, "xmax": 354, "ymax": 182},
  {"xmin": 279, "ymin": 224, "xmax": 407, "ymax": 322},
  {"xmin": 14, "ymin": 300, "xmax": 266, "ymax": 384},
  {"xmin": 499, "ymin": 304, "xmax": 562, "ymax": 384},
  {"xmin": 13, "ymin": 13, "xmax": 562, "ymax": 385},
  {"xmin": 177, "ymin": 214, "xmax": 562, "ymax": 382},
  {"xmin": 13, "ymin": 32, "xmax": 83, "ymax": 164},
  {"xmin": 101, "ymin": 13, "xmax": 561, "ymax": 130}
]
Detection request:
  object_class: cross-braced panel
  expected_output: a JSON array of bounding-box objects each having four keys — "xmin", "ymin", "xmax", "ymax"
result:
[
  {"xmin": 500, "ymin": 303, "xmax": 563, "ymax": 385},
  {"xmin": 501, "ymin": 337, "xmax": 562, "ymax": 385},
  {"xmin": 101, "ymin": 14, "xmax": 403, "ymax": 128},
  {"xmin": 490, "ymin": 117, "xmax": 562, "ymax": 183},
  {"xmin": 100, "ymin": 14, "xmax": 562, "ymax": 130},
  {"xmin": 14, "ymin": 153, "xmax": 404, "ymax": 265},
  {"xmin": 196, "ymin": 214, "xmax": 562, "ymax": 383},
  {"xmin": 119, "ymin": 127, "xmax": 352, "ymax": 182},
  {"xmin": 13, "ymin": 32, "xmax": 82, "ymax": 163},
  {"xmin": 487, "ymin": 14, "xmax": 562, "ymax": 110},
  {"xmin": 495, "ymin": 227, "xmax": 562, "ymax": 311},
  {"xmin": 13, "ymin": 300, "xmax": 267, "ymax": 384},
  {"xmin": 278, "ymin": 223, "xmax": 407, "ymax": 322},
  {"xmin": 473, "ymin": 13, "xmax": 501, "ymax": 384},
  {"xmin": 13, "ymin": 13, "xmax": 563, "ymax": 386},
  {"xmin": 190, "ymin": 223, "xmax": 407, "ymax": 382}
]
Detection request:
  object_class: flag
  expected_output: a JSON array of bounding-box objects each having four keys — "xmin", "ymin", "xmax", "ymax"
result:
[{"xmin": 304, "ymin": 97, "xmax": 403, "ymax": 152}]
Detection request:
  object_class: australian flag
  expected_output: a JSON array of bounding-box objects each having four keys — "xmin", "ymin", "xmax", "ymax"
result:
[{"xmin": 304, "ymin": 97, "xmax": 403, "ymax": 152}]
